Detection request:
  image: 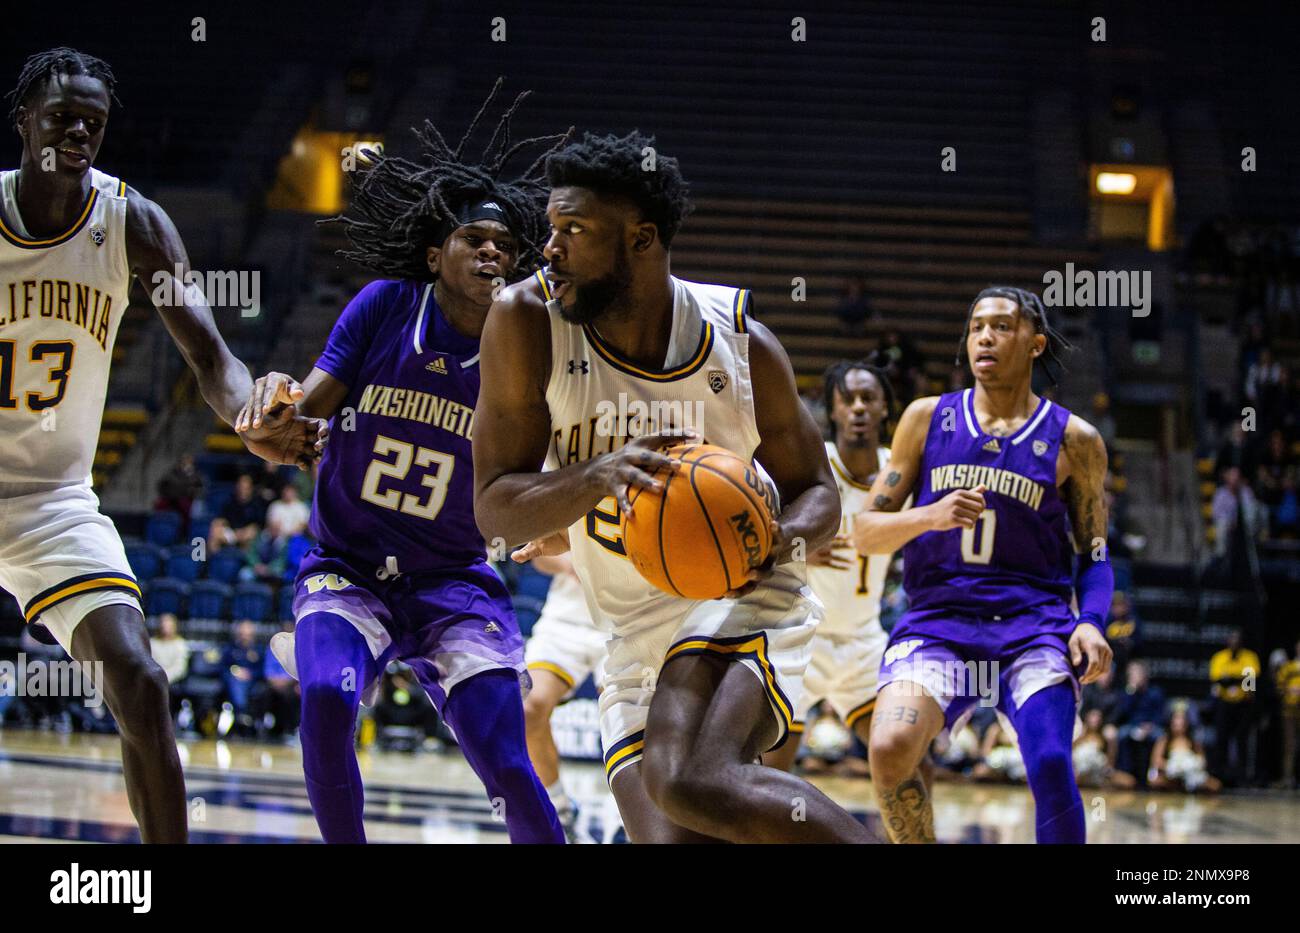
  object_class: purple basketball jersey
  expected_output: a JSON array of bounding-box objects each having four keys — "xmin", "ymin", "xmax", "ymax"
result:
[
  {"xmin": 309, "ymin": 279, "xmax": 485, "ymax": 574},
  {"xmin": 901, "ymin": 389, "xmax": 1074, "ymax": 616}
]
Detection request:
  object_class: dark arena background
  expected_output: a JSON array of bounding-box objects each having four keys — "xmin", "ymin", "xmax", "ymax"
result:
[{"xmin": 0, "ymin": 0, "xmax": 1298, "ymax": 875}]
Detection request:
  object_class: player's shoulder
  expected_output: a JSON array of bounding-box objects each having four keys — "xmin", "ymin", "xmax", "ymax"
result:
[
  {"xmin": 1062, "ymin": 412, "xmax": 1106, "ymax": 459},
  {"xmin": 900, "ymin": 395, "xmax": 943, "ymax": 423},
  {"xmin": 494, "ymin": 269, "xmax": 550, "ymax": 316}
]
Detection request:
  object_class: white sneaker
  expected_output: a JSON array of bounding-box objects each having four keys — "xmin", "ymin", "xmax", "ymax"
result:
[
  {"xmin": 270, "ymin": 631, "xmax": 298, "ymax": 680},
  {"xmin": 270, "ymin": 629, "xmax": 380, "ymax": 707}
]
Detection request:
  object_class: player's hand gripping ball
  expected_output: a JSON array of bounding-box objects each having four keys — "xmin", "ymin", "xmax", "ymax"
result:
[{"xmin": 621, "ymin": 443, "xmax": 776, "ymax": 600}]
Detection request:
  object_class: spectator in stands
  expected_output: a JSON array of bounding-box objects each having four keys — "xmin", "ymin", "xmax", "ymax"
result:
[
  {"xmin": 1080, "ymin": 662, "xmax": 1124, "ymax": 725},
  {"xmin": 1273, "ymin": 474, "xmax": 1300, "ymax": 539},
  {"xmin": 1104, "ymin": 590, "xmax": 1140, "ymax": 671},
  {"xmin": 1091, "ymin": 392, "xmax": 1117, "ymax": 452},
  {"xmin": 154, "ymin": 454, "xmax": 204, "ymax": 528},
  {"xmin": 1073, "ymin": 706, "xmax": 1134, "ymax": 789},
  {"xmin": 1214, "ymin": 423, "xmax": 1253, "ymax": 478},
  {"xmin": 1245, "ymin": 347, "xmax": 1284, "ymax": 408},
  {"xmin": 1275, "ymin": 638, "xmax": 1300, "ymax": 789},
  {"xmin": 1209, "ymin": 629, "xmax": 1261, "ymax": 786},
  {"xmin": 1255, "ymin": 430, "xmax": 1295, "ymax": 516},
  {"xmin": 1211, "ymin": 466, "xmax": 1264, "ymax": 559},
  {"xmin": 1114, "ymin": 660, "xmax": 1166, "ymax": 788},
  {"xmin": 832, "ymin": 276, "xmax": 872, "ymax": 336},
  {"xmin": 265, "ymin": 483, "xmax": 310, "ymax": 541},
  {"xmin": 221, "ymin": 620, "xmax": 265, "ymax": 736},
  {"xmin": 1150, "ymin": 705, "xmax": 1220, "ymax": 793},
  {"xmin": 256, "ymin": 620, "xmax": 299, "ymax": 740},
  {"xmin": 870, "ymin": 329, "xmax": 926, "ymax": 403},
  {"xmin": 254, "ymin": 461, "xmax": 288, "ymax": 506},
  {"xmin": 149, "ymin": 612, "xmax": 189, "ymax": 692},
  {"xmin": 208, "ymin": 474, "xmax": 265, "ymax": 553},
  {"xmin": 374, "ymin": 667, "xmax": 439, "ymax": 750}
]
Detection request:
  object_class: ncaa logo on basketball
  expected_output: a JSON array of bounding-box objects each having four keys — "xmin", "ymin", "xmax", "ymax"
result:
[
  {"xmin": 1033, "ymin": 439, "xmax": 1048, "ymax": 456},
  {"xmin": 730, "ymin": 509, "xmax": 764, "ymax": 567},
  {"xmin": 707, "ymin": 370, "xmax": 728, "ymax": 393}
]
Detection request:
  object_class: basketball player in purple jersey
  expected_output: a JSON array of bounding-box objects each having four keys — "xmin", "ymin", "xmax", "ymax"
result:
[
  {"xmin": 853, "ymin": 286, "xmax": 1113, "ymax": 843},
  {"xmin": 234, "ymin": 85, "xmax": 571, "ymax": 843}
]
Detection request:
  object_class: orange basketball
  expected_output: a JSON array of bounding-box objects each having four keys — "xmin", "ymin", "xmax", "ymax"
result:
[{"xmin": 621, "ymin": 443, "xmax": 776, "ymax": 600}]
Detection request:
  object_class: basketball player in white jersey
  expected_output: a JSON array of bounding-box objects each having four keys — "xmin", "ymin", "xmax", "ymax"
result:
[
  {"xmin": 518, "ymin": 552, "xmax": 606, "ymax": 840},
  {"xmin": 764, "ymin": 361, "xmax": 900, "ymax": 773},
  {"xmin": 475, "ymin": 131, "xmax": 871, "ymax": 842},
  {"xmin": 0, "ymin": 49, "xmax": 325, "ymax": 842}
]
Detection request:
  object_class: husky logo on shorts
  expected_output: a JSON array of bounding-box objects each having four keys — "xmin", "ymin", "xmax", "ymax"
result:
[
  {"xmin": 884, "ymin": 638, "xmax": 925, "ymax": 666},
  {"xmin": 708, "ymin": 370, "xmax": 728, "ymax": 393},
  {"xmin": 1033, "ymin": 439, "xmax": 1048, "ymax": 456},
  {"xmin": 303, "ymin": 573, "xmax": 352, "ymax": 594}
]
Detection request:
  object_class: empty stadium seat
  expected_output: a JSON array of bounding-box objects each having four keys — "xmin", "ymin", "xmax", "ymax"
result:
[
  {"xmin": 164, "ymin": 546, "xmax": 203, "ymax": 583},
  {"xmin": 124, "ymin": 542, "xmax": 164, "ymax": 582},
  {"xmin": 208, "ymin": 548, "xmax": 246, "ymax": 585},
  {"xmin": 145, "ymin": 578, "xmax": 189, "ymax": 617},
  {"xmin": 190, "ymin": 580, "xmax": 232, "ymax": 621},
  {"xmin": 232, "ymin": 582, "xmax": 274, "ymax": 622},
  {"xmin": 145, "ymin": 511, "xmax": 183, "ymax": 548}
]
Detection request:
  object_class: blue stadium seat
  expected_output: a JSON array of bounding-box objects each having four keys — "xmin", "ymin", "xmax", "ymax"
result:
[
  {"xmin": 278, "ymin": 585, "xmax": 296, "ymax": 622},
  {"xmin": 205, "ymin": 483, "xmax": 234, "ymax": 518},
  {"xmin": 513, "ymin": 565, "xmax": 553, "ymax": 603},
  {"xmin": 164, "ymin": 546, "xmax": 202, "ymax": 583},
  {"xmin": 513, "ymin": 595, "xmax": 545, "ymax": 638},
  {"xmin": 145, "ymin": 511, "xmax": 182, "ymax": 548},
  {"xmin": 145, "ymin": 578, "xmax": 189, "ymax": 617},
  {"xmin": 189, "ymin": 517, "xmax": 212, "ymax": 544},
  {"xmin": 189, "ymin": 580, "xmax": 232, "ymax": 621},
  {"xmin": 124, "ymin": 543, "xmax": 164, "ymax": 582},
  {"xmin": 232, "ymin": 582, "xmax": 273, "ymax": 622},
  {"xmin": 208, "ymin": 548, "xmax": 245, "ymax": 584}
]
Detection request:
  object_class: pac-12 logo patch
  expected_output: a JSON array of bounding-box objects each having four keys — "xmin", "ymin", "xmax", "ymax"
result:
[
  {"xmin": 708, "ymin": 370, "xmax": 728, "ymax": 393},
  {"xmin": 1033, "ymin": 439, "xmax": 1048, "ymax": 456},
  {"xmin": 88, "ymin": 224, "xmax": 106, "ymax": 246}
]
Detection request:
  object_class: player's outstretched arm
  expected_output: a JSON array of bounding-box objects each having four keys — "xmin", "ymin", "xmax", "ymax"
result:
[
  {"xmin": 126, "ymin": 188, "xmax": 327, "ymax": 467},
  {"xmin": 234, "ymin": 368, "xmax": 348, "ymax": 429},
  {"xmin": 473, "ymin": 284, "xmax": 685, "ymax": 547},
  {"xmin": 747, "ymin": 319, "xmax": 840, "ymax": 561},
  {"xmin": 851, "ymin": 396, "xmax": 984, "ymax": 554},
  {"xmin": 1062, "ymin": 414, "xmax": 1114, "ymax": 684}
]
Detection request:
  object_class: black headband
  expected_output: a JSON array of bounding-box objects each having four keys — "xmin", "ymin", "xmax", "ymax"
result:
[{"xmin": 435, "ymin": 198, "xmax": 514, "ymax": 245}]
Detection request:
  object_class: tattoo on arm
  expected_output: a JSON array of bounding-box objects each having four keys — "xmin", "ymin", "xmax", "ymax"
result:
[
  {"xmin": 885, "ymin": 471, "xmax": 901, "ymax": 487},
  {"xmin": 1064, "ymin": 422, "xmax": 1109, "ymax": 552},
  {"xmin": 873, "ymin": 494, "xmax": 892, "ymax": 509}
]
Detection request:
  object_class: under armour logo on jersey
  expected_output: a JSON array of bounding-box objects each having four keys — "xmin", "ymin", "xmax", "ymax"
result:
[
  {"xmin": 1033, "ymin": 439, "xmax": 1048, "ymax": 456},
  {"xmin": 708, "ymin": 369, "xmax": 729, "ymax": 393},
  {"xmin": 426, "ymin": 357, "xmax": 448, "ymax": 374},
  {"xmin": 983, "ymin": 438, "xmax": 1001, "ymax": 453},
  {"xmin": 567, "ymin": 360, "xmax": 589, "ymax": 375},
  {"xmin": 88, "ymin": 224, "xmax": 106, "ymax": 246}
]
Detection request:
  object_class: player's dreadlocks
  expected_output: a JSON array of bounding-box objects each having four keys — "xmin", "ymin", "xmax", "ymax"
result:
[
  {"xmin": 7, "ymin": 47, "xmax": 120, "ymax": 125},
  {"xmin": 330, "ymin": 78, "xmax": 572, "ymax": 281},
  {"xmin": 823, "ymin": 360, "xmax": 897, "ymax": 442},
  {"xmin": 545, "ymin": 130, "xmax": 693, "ymax": 247},
  {"xmin": 956, "ymin": 285, "xmax": 1073, "ymax": 384}
]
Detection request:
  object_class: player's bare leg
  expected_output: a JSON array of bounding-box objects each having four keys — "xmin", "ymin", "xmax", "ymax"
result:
[
  {"xmin": 608, "ymin": 764, "xmax": 723, "ymax": 843},
  {"xmin": 70, "ymin": 604, "xmax": 187, "ymax": 843},
  {"xmin": 641, "ymin": 653, "xmax": 873, "ymax": 843},
  {"xmin": 868, "ymin": 680, "xmax": 944, "ymax": 843},
  {"xmin": 761, "ymin": 727, "xmax": 801, "ymax": 771},
  {"xmin": 523, "ymin": 670, "xmax": 570, "ymax": 788}
]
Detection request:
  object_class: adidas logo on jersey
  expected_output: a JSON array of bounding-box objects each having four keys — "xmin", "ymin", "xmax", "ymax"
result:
[
  {"xmin": 426, "ymin": 357, "xmax": 448, "ymax": 374},
  {"xmin": 484, "ymin": 621, "xmax": 500, "ymax": 634},
  {"xmin": 983, "ymin": 438, "xmax": 1001, "ymax": 453}
]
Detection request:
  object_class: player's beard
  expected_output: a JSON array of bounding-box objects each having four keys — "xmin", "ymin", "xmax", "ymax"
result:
[{"xmin": 557, "ymin": 245, "xmax": 632, "ymax": 325}]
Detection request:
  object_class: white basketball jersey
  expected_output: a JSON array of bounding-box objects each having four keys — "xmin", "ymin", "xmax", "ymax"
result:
[
  {"xmin": 807, "ymin": 441, "xmax": 891, "ymax": 637},
  {"xmin": 538, "ymin": 271, "xmax": 761, "ymax": 634},
  {"xmin": 539, "ymin": 567, "xmax": 595, "ymax": 628},
  {"xmin": 0, "ymin": 168, "xmax": 131, "ymax": 483}
]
